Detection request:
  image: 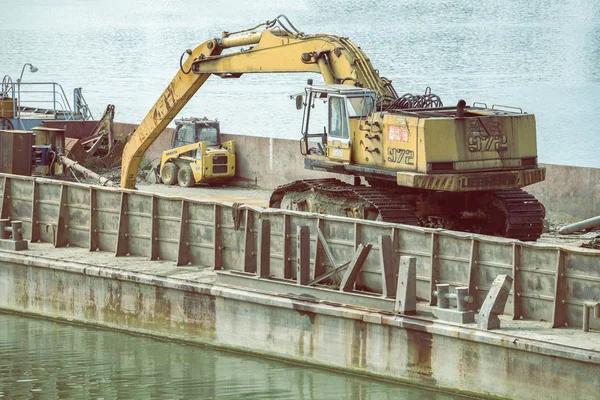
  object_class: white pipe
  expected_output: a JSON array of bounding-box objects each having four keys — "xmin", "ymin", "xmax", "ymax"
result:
[{"xmin": 558, "ymin": 216, "xmax": 600, "ymax": 235}]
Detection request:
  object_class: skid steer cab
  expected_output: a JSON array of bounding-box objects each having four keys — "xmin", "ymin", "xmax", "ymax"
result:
[{"xmin": 159, "ymin": 117, "xmax": 235, "ymax": 187}]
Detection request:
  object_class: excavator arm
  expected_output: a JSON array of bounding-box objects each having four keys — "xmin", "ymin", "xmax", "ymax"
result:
[
  {"xmin": 120, "ymin": 18, "xmax": 397, "ymax": 188},
  {"xmin": 120, "ymin": 40, "xmax": 222, "ymax": 188}
]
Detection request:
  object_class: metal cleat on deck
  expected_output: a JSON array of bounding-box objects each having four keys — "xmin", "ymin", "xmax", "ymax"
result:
[
  {"xmin": 0, "ymin": 219, "xmax": 28, "ymax": 250},
  {"xmin": 432, "ymin": 284, "xmax": 475, "ymax": 324},
  {"xmin": 477, "ymin": 275, "xmax": 513, "ymax": 330}
]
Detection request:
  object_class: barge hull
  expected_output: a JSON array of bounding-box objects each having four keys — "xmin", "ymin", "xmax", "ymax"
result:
[{"xmin": 0, "ymin": 248, "xmax": 598, "ymax": 400}]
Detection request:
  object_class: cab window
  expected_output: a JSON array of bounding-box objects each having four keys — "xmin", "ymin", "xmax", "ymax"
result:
[
  {"xmin": 329, "ymin": 96, "xmax": 349, "ymax": 139},
  {"xmin": 174, "ymin": 124, "xmax": 195, "ymax": 148},
  {"xmin": 197, "ymin": 127, "xmax": 219, "ymax": 147},
  {"xmin": 347, "ymin": 95, "xmax": 375, "ymax": 117}
]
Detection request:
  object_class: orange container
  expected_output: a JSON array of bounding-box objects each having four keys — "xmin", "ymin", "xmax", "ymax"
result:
[{"xmin": 0, "ymin": 97, "xmax": 16, "ymax": 118}]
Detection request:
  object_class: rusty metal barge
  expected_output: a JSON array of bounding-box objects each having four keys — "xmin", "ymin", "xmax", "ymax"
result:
[{"xmin": 0, "ymin": 170, "xmax": 598, "ymax": 400}]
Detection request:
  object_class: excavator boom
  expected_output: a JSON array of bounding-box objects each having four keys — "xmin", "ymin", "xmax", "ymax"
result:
[
  {"xmin": 121, "ymin": 21, "xmax": 396, "ymax": 188},
  {"xmin": 120, "ymin": 40, "xmax": 221, "ymax": 188}
]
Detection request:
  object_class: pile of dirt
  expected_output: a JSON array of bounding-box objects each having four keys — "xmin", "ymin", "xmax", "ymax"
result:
[{"xmin": 543, "ymin": 212, "xmax": 580, "ymax": 234}]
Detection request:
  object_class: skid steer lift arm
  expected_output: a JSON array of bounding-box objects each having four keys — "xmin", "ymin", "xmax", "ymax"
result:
[{"xmin": 120, "ymin": 17, "xmax": 397, "ymax": 188}]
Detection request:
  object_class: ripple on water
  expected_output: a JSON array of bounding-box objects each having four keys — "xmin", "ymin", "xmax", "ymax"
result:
[{"xmin": 0, "ymin": 313, "xmax": 465, "ymax": 399}]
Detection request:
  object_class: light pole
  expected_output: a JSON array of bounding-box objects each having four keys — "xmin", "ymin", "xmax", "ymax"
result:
[
  {"xmin": 16, "ymin": 63, "xmax": 38, "ymax": 120},
  {"xmin": 17, "ymin": 63, "xmax": 38, "ymax": 83}
]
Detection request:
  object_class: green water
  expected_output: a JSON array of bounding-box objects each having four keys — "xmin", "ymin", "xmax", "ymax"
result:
[{"xmin": 0, "ymin": 313, "xmax": 467, "ymax": 399}]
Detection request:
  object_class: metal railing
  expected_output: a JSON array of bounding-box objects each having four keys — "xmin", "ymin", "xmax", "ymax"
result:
[{"xmin": 0, "ymin": 81, "xmax": 93, "ymax": 121}]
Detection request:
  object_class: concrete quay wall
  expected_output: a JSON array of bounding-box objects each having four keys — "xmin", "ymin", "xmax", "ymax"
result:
[
  {"xmin": 220, "ymin": 134, "xmax": 600, "ymax": 219},
  {"xmin": 0, "ymin": 252, "xmax": 598, "ymax": 400}
]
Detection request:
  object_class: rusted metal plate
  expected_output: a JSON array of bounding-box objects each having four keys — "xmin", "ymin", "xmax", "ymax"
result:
[
  {"xmin": 155, "ymin": 198, "xmax": 183, "ymax": 262},
  {"xmin": 94, "ymin": 189, "xmax": 120, "ymax": 251},
  {"xmin": 0, "ymin": 130, "xmax": 32, "ymax": 176},
  {"xmin": 125, "ymin": 193, "xmax": 152, "ymax": 257},
  {"xmin": 186, "ymin": 202, "xmax": 216, "ymax": 267},
  {"xmin": 65, "ymin": 138, "xmax": 86, "ymax": 163},
  {"xmin": 65, "ymin": 186, "xmax": 90, "ymax": 247}
]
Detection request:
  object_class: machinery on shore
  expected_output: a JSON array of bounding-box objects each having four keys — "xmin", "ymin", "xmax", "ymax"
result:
[
  {"xmin": 158, "ymin": 117, "xmax": 235, "ymax": 187},
  {"xmin": 121, "ymin": 16, "xmax": 546, "ymax": 241}
]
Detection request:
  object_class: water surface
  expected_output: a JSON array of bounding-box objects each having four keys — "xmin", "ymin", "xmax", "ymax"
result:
[
  {"xmin": 0, "ymin": 313, "xmax": 465, "ymax": 399},
  {"xmin": 2, "ymin": 0, "xmax": 598, "ymax": 167}
]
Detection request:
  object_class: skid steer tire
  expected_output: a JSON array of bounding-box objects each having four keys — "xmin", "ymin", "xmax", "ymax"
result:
[
  {"xmin": 161, "ymin": 162, "xmax": 179, "ymax": 185},
  {"xmin": 178, "ymin": 166, "xmax": 195, "ymax": 187}
]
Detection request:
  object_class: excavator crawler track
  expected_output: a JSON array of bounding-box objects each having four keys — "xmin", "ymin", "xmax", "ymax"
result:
[
  {"xmin": 490, "ymin": 189, "xmax": 545, "ymax": 241},
  {"xmin": 270, "ymin": 178, "xmax": 419, "ymax": 226},
  {"xmin": 270, "ymin": 179, "xmax": 545, "ymax": 242}
]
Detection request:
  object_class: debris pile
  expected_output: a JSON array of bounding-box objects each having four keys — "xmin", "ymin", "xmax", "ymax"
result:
[
  {"xmin": 66, "ymin": 104, "xmax": 125, "ymax": 170},
  {"xmin": 582, "ymin": 238, "xmax": 600, "ymax": 250},
  {"xmin": 538, "ymin": 212, "xmax": 600, "ymax": 248}
]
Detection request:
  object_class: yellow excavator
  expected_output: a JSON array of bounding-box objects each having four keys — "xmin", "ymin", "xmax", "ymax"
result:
[{"xmin": 121, "ymin": 16, "xmax": 546, "ymax": 241}]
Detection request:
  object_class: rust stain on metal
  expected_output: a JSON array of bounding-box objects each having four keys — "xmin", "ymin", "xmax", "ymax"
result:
[
  {"xmin": 350, "ymin": 321, "xmax": 368, "ymax": 368},
  {"xmin": 182, "ymin": 291, "xmax": 217, "ymax": 339},
  {"xmin": 405, "ymin": 330, "xmax": 434, "ymax": 380}
]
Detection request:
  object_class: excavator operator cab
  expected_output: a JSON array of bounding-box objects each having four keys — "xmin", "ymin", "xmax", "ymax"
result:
[{"xmin": 299, "ymin": 84, "xmax": 375, "ymax": 164}]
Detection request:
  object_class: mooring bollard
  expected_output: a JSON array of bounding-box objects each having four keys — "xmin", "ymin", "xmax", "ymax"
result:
[
  {"xmin": 434, "ymin": 284, "xmax": 450, "ymax": 308},
  {"xmin": 583, "ymin": 302, "xmax": 600, "ymax": 333},
  {"xmin": 455, "ymin": 287, "xmax": 471, "ymax": 312},
  {"xmin": 433, "ymin": 284, "xmax": 473, "ymax": 310},
  {"xmin": 0, "ymin": 219, "xmax": 28, "ymax": 250},
  {"xmin": 0, "ymin": 219, "xmax": 10, "ymax": 239},
  {"xmin": 11, "ymin": 220, "xmax": 24, "ymax": 241},
  {"xmin": 432, "ymin": 284, "xmax": 475, "ymax": 323},
  {"xmin": 0, "ymin": 219, "xmax": 24, "ymax": 240}
]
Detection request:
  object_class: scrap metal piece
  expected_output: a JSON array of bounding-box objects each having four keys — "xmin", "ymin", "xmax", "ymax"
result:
[
  {"xmin": 64, "ymin": 138, "xmax": 86, "ymax": 163},
  {"xmin": 340, "ymin": 243, "xmax": 372, "ymax": 292},
  {"xmin": 58, "ymin": 155, "xmax": 115, "ymax": 187},
  {"xmin": 84, "ymin": 104, "xmax": 115, "ymax": 153},
  {"xmin": 477, "ymin": 275, "xmax": 513, "ymax": 330},
  {"xmin": 582, "ymin": 238, "xmax": 600, "ymax": 250}
]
